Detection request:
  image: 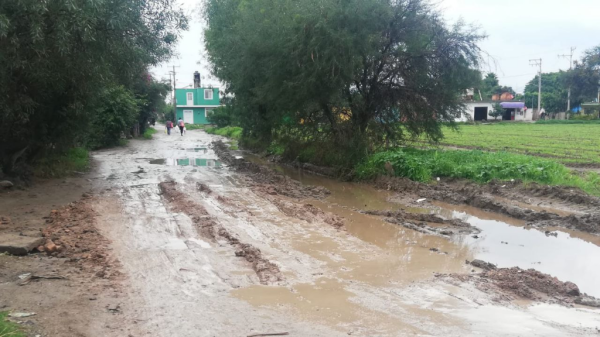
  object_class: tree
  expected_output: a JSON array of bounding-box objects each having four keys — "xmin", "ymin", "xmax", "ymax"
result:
[
  {"xmin": 567, "ymin": 45, "xmax": 600, "ymax": 106},
  {"xmin": 523, "ymin": 72, "xmax": 569, "ymax": 113},
  {"xmin": 0, "ymin": 0, "xmax": 187, "ymax": 174},
  {"xmin": 205, "ymin": 0, "xmax": 484, "ymax": 160},
  {"xmin": 477, "ymin": 73, "xmax": 515, "ymax": 100},
  {"xmin": 488, "ymin": 103, "xmax": 504, "ymax": 120}
]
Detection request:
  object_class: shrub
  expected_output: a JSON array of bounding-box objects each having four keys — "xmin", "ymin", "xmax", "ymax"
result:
[
  {"xmin": 32, "ymin": 147, "xmax": 89, "ymax": 177},
  {"xmin": 87, "ymin": 86, "xmax": 138, "ymax": 149},
  {"xmin": 207, "ymin": 106, "xmax": 233, "ymax": 128},
  {"xmin": 142, "ymin": 128, "xmax": 157, "ymax": 139}
]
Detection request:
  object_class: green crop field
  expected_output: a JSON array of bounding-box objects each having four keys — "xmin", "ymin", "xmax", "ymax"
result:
[{"xmin": 414, "ymin": 123, "xmax": 600, "ymax": 165}]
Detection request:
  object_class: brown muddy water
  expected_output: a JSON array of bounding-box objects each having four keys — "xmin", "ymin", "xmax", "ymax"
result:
[{"xmin": 244, "ymin": 154, "xmax": 600, "ymax": 298}]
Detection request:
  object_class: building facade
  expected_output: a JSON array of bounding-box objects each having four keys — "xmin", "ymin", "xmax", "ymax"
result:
[
  {"xmin": 457, "ymin": 101, "xmax": 531, "ymax": 122},
  {"xmin": 174, "ymin": 72, "xmax": 220, "ymax": 125}
]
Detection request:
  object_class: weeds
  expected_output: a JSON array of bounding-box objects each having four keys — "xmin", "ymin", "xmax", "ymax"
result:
[
  {"xmin": 32, "ymin": 147, "xmax": 89, "ymax": 178},
  {"xmin": 184, "ymin": 124, "xmax": 206, "ymax": 130},
  {"xmin": 206, "ymin": 126, "xmax": 243, "ymax": 140},
  {"xmin": 0, "ymin": 312, "xmax": 25, "ymax": 337},
  {"xmin": 355, "ymin": 148, "xmax": 600, "ymax": 196},
  {"xmin": 142, "ymin": 128, "xmax": 157, "ymax": 139}
]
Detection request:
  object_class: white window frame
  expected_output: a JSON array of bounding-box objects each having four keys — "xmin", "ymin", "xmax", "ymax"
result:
[
  {"xmin": 204, "ymin": 89, "xmax": 213, "ymax": 100},
  {"xmin": 205, "ymin": 108, "xmax": 214, "ymax": 117},
  {"xmin": 186, "ymin": 92, "xmax": 193, "ymax": 105}
]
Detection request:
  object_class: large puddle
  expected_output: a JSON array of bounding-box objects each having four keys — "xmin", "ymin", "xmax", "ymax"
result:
[
  {"xmin": 244, "ymin": 154, "xmax": 600, "ymax": 297},
  {"xmin": 149, "ymin": 158, "xmax": 222, "ymax": 167}
]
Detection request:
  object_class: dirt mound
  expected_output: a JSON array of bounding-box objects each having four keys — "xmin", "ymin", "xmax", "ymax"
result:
[
  {"xmin": 364, "ymin": 209, "xmax": 479, "ymax": 236},
  {"xmin": 440, "ymin": 265, "xmax": 600, "ymax": 308},
  {"xmin": 41, "ymin": 195, "xmax": 119, "ymax": 279},
  {"xmin": 212, "ymin": 141, "xmax": 330, "ymax": 200},
  {"xmin": 269, "ymin": 198, "xmax": 345, "ymax": 230},
  {"xmin": 159, "ymin": 181, "xmax": 284, "ymax": 285}
]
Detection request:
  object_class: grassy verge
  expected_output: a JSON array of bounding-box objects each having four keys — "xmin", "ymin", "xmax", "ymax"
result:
[
  {"xmin": 142, "ymin": 128, "xmax": 157, "ymax": 139},
  {"xmin": 206, "ymin": 126, "xmax": 243, "ymax": 140},
  {"xmin": 0, "ymin": 312, "xmax": 25, "ymax": 337},
  {"xmin": 355, "ymin": 148, "xmax": 600, "ymax": 196},
  {"xmin": 32, "ymin": 147, "xmax": 90, "ymax": 178},
  {"xmin": 185, "ymin": 124, "xmax": 206, "ymax": 131},
  {"xmin": 535, "ymin": 119, "xmax": 600, "ymax": 124}
]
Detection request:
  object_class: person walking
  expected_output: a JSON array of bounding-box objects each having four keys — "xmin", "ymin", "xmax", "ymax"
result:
[
  {"xmin": 177, "ymin": 118, "xmax": 185, "ymax": 136},
  {"xmin": 165, "ymin": 120, "xmax": 173, "ymax": 135}
]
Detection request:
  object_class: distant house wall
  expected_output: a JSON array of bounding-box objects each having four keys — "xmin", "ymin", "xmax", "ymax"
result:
[
  {"xmin": 458, "ymin": 102, "xmax": 495, "ymax": 121},
  {"xmin": 175, "ymin": 87, "xmax": 220, "ymax": 124}
]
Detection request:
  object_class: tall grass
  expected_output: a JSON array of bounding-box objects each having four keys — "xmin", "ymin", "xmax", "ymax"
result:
[
  {"xmin": 355, "ymin": 148, "xmax": 600, "ymax": 195},
  {"xmin": 32, "ymin": 147, "xmax": 90, "ymax": 177},
  {"xmin": 0, "ymin": 312, "xmax": 25, "ymax": 337}
]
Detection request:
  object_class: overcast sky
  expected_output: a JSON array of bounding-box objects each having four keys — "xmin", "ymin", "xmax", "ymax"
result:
[{"xmin": 152, "ymin": 0, "xmax": 600, "ymax": 94}]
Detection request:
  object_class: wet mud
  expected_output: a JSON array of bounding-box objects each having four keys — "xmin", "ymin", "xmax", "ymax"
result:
[
  {"xmin": 41, "ymin": 194, "xmax": 120, "ymax": 279},
  {"xmin": 376, "ymin": 176, "xmax": 600, "ymax": 235},
  {"xmin": 158, "ymin": 181, "xmax": 283, "ymax": 285},
  {"xmin": 364, "ymin": 209, "xmax": 479, "ymax": 236},
  {"xmin": 212, "ymin": 140, "xmax": 330, "ymax": 200},
  {"xmin": 439, "ymin": 263, "xmax": 600, "ymax": 308}
]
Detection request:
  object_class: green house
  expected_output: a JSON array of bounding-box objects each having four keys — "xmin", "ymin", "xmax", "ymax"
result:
[{"xmin": 175, "ymin": 86, "xmax": 220, "ymax": 125}]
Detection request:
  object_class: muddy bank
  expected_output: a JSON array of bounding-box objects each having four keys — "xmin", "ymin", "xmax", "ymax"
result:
[
  {"xmin": 40, "ymin": 194, "xmax": 120, "ymax": 279},
  {"xmin": 439, "ymin": 262, "xmax": 600, "ymax": 308},
  {"xmin": 376, "ymin": 176, "xmax": 600, "ymax": 234},
  {"xmin": 212, "ymin": 141, "xmax": 330, "ymax": 199},
  {"xmin": 363, "ymin": 209, "xmax": 480, "ymax": 236},
  {"xmin": 158, "ymin": 181, "xmax": 283, "ymax": 285}
]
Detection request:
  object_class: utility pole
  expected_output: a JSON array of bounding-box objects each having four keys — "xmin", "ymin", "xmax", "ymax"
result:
[
  {"xmin": 169, "ymin": 65, "xmax": 180, "ymax": 122},
  {"xmin": 530, "ymin": 58, "xmax": 542, "ymax": 115},
  {"xmin": 558, "ymin": 47, "xmax": 576, "ymax": 112}
]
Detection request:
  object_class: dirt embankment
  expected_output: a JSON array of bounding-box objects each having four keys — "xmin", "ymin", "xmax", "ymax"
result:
[
  {"xmin": 363, "ymin": 209, "xmax": 479, "ymax": 237},
  {"xmin": 376, "ymin": 176, "xmax": 600, "ymax": 235},
  {"xmin": 212, "ymin": 141, "xmax": 330, "ymax": 199},
  {"xmin": 158, "ymin": 181, "xmax": 283, "ymax": 285},
  {"xmin": 439, "ymin": 261, "xmax": 600, "ymax": 308}
]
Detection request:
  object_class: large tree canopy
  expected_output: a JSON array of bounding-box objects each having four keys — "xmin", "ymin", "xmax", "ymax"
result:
[
  {"xmin": 568, "ymin": 45, "xmax": 600, "ymax": 106},
  {"xmin": 0, "ymin": 0, "xmax": 186, "ymax": 173},
  {"xmin": 205, "ymin": 0, "xmax": 483, "ymax": 151},
  {"xmin": 523, "ymin": 72, "xmax": 570, "ymax": 113}
]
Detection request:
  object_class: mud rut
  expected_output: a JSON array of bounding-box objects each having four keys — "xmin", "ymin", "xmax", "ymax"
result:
[{"xmin": 84, "ymin": 129, "xmax": 600, "ymax": 337}]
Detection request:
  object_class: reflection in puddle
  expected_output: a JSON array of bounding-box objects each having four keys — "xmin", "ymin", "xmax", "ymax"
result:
[
  {"xmin": 184, "ymin": 147, "xmax": 208, "ymax": 154},
  {"xmin": 149, "ymin": 158, "xmax": 222, "ymax": 167}
]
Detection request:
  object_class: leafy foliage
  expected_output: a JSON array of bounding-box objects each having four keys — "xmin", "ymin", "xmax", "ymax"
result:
[
  {"xmin": 488, "ymin": 103, "xmax": 504, "ymax": 120},
  {"xmin": 568, "ymin": 45, "xmax": 600, "ymax": 105},
  {"xmin": 87, "ymin": 86, "xmax": 139, "ymax": 149},
  {"xmin": 205, "ymin": 0, "xmax": 484, "ymax": 160},
  {"xmin": 0, "ymin": 0, "xmax": 187, "ymax": 174},
  {"xmin": 207, "ymin": 106, "xmax": 234, "ymax": 128},
  {"xmin": 523, "ymin": 72, "xmax": 569, "ymax": 113},
  {"xmin": 477, "ymin": 73, "xmax": 515, "ymax": 101}
]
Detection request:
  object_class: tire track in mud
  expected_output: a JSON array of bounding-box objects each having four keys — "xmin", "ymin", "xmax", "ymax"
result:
[{"xmin": 158, "ymin": 181, "xmax": 284, "ymax": 285}]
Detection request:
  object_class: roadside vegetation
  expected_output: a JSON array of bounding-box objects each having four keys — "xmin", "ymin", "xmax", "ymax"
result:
[
  {"xmin": 0, "ymin": 0, "xmax": 186, "ymax": 178},
  {"xmin": 32, "ymin": 147, "xmax": 90, "ymax": 178},
  {"xmin": 206, "ymin": 127, "xmax": 243, "ymax": 140},
  {"xmin": 356, "ymin": 148, "xmax": 600, "ymax": 196},
  {"xmin": 143, "ymin": 128, "xmax": 158, "ymax": 140},
  {"xmin": 184, "ymin": 124, "xmax": 206, "ymax": 131},
  {"xmin": 0, "ymin": 312, "xmax": 25, "ymax": 337}
]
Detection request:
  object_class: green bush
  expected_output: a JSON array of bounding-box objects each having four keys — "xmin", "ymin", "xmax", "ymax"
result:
[
  {"xmin": 87, "ymin": 86, "xmax": 138, "ymax": 149},
  {"xmin": 355, "ymin": 148, "xmax": 600, "ymax": 195},
  {"xmin": 207, "ymin": 106, "xmax": 233, "ymax": 128},
  {"xmin": 142, "ymin": 128, "xmax": 157, "ymax": 139},
  {"xmin": 572, "ymin": 113, "xmax": 598, "ymax": 121}
]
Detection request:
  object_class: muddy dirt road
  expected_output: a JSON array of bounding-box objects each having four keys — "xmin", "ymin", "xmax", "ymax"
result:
[{"xmin": 3, "ymin": 128, "xmax": 600, "ymax": 336}]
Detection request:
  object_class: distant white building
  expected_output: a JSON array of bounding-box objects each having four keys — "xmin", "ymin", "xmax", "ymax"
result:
[{"xmin": 457, "ymin": 101, "xmax": 532, "ymax": 122}]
